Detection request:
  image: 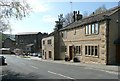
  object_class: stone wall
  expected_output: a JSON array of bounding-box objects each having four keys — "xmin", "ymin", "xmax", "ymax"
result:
[
  {"xmin": 60, "ymin": 21, "xmax": 107, "ymax": 64},
  {"xmin": 42, "ymin": 36, "xmax": 54, "ymax": 60}
]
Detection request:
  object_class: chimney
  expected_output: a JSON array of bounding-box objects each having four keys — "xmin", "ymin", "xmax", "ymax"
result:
[
  {"xmin": 77, "ymin": 11, "xmax": 83, "ymax": 21},
  {"xmin": 73, "ymin": 11, "xmax": 76, "ymax": 22},
  {"xmin": 75, "ymin": 11, "xmax": 77, "ymax": 21},
  {"xmin": 73, "ymin": 11, "xmax": 78, "ymax": 22}
]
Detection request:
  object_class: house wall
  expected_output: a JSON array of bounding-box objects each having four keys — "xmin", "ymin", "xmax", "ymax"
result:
[
  {"xmin": 42, "ymin": 36, "xmax": 54, "ymax": 60},
  {"xmin": 15, "ymin": 33, "xmax": 48, "ymax": 53},
  {"xmin": 108, "ymin": 10, "xmax": 119, "ymax": 64},
  {"xmin": 60, "ymin": 21, "xmax": 107, "ymax": 64},
  {"xmin": 3, "ymin": 38, "xmax": 16, "ymax": 51}
]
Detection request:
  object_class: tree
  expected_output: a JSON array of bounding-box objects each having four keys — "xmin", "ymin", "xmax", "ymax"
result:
[
  {"xmin": 63, "ymin": 12, "xmax": 73, "ymax": 27},
  {"xmin": 54, "ymin": 14, "xmax": 64, "ymax": 31},
  {"xmin": 83, "ymin": 11, "xmax": 88, "ymax": 18},
  {"xmin": 0, "ymin": 0, "xmax": 31, "ymax": 32},
  {"xmin": 94, "ymin": 5, "xmax": 107, "ymax": 14}
]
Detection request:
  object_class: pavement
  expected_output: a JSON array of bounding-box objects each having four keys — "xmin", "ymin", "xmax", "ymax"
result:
[{"xmin": 25, "ymin": 56, "xmax": 119, "ymax": 73}]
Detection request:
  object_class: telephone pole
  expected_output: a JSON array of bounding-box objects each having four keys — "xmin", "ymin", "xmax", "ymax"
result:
[{"xmin": 70, "ymin": 1, "xmax": 73, "ymax": 13}]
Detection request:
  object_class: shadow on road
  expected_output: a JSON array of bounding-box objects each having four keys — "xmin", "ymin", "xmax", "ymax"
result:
[
  {"xmin": 0, "ymin": 63, "xmax": 7, "ymax": 66},
  {"xmin": 2, "ymin": 69, "xmax": 41, "ymax": 81}
]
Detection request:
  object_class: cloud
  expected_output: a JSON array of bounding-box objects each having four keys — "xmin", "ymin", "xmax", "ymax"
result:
[
  {"xmin": 42, "ymin": 15, "xmax": 57, "ymax": 23},
  {"xmin": 26, "ymin": 0, "xmax": 50, "ymax": 12}
]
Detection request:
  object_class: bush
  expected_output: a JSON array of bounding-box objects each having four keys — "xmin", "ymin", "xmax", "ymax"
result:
[{"xmin": 73, "ymin": 57, "xmax": 80, "ymax": 62}]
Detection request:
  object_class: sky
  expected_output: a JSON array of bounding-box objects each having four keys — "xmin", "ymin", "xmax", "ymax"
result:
[{"xmin": 4, "ymin": 0, "xmax": 119, "ymax": 34}]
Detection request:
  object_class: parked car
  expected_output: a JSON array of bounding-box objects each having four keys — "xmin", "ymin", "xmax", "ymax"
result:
[
  {"xmin": 38, "ymin": 53, "xmax": 42, "ymax": 58},
  {"xmin": 30, "ymin": 53, "xmax": 33, "ymax": 56},
  {"xmin": 33, "ymin": 53, "xmax": 38, "ymax": 57},
  {"xmin": 0, "ymin": 56, "xmax": 6, "ymax": 65}
]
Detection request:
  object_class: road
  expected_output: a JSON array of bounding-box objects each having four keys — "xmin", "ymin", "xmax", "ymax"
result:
[{"xmin": 0, "ymin": 55, "xmax": 118, "ymax": 80}]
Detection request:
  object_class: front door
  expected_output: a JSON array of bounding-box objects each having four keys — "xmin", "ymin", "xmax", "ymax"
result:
[
  {"xmin": 69, "ymin": 46, "xmax": 73, "ymax": 60},
  {"xmin": 116, "ymin": 45, "xmax": 120, "ymax": 64},
  {"xmin": 45, "ymin": 52, "xmax": 47, "ymax": 59}
]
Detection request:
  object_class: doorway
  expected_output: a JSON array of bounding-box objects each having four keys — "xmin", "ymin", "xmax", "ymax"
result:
[{"xmin": 69, "ymin": 46, "xmax": 73, "ymax": 60}]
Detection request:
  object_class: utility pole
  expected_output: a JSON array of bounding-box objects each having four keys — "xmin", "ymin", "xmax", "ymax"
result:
[
  {"xmin": 70, "ymin": 1, "xmax": 73, "ymax": 23},
  {"xmin": 70, "ymin": 1, "xmax": 73, "ymax": 13}
]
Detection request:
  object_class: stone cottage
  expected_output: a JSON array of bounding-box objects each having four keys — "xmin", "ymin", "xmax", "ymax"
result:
[{"xmin": 59, "ymin": 6, "xmax": 120, "ymax": 64}]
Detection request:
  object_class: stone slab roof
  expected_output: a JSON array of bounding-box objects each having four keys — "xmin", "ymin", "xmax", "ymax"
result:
[{"xmin": 60, "ymin": 6, "xmax": 120, "ymax": 31}]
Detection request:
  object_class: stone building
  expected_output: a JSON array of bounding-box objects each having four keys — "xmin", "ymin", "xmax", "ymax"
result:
[
  {"xmin": 59, "ymin": 6, "xmax": 120, "ymax": 64},
  {"xmin": 2, "ymin": 38, "xmax": 16, "ymax": 51},
  {"xmin": 42, "ymin": 30, "xmax": 62, "ymax": 60},
  {"xmin": 42, "ymin": 34, "xmax": 54, "ymax": 60},
  {"xmin": 42, "ymin": 15, "xmax": 63, "ymax": 60},
  {"xmin": 15, "ymin": 32, "xmax": 48, "ymax": 53},
  {"xmin": 42, "ymin": 6, "xmax": 120, "ymax": 65}
]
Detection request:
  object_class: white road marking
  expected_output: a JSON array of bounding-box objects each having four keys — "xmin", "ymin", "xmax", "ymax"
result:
[
  {"xmin": 99, "ymin": 69, "xmax": 118, "ymax": 75},
  {"xmin": 31, "ymin": 66, "xmax": 39, "ymax": 69},
  {"xmin": 48, "ymin": 71, "xmax": 74, "ymax": 79},
  {"xmin": 84, "ymin": 67, "xmax": 118, "ymax": 75}
]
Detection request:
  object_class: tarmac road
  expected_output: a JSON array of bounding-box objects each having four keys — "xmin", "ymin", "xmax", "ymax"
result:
[{"xmin": 0, "ymin": 55, "xmax": 118, "ymax": 80}]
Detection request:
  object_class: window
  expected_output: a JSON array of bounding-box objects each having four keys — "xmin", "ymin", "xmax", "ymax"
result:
[
  {"xmin": 85, "ymin": 25, "xmax": 88, "ymax": 35},
  {"xmin": 95, "ymin": 46, "xmax": 98, "ymax": 56},
  {"xmin": 92, "ymin": 24, "xmax": 95, "ymax": 34},
  {"xmin": 74, "ymin": 29, "xmax": 76, "ymax": 35},
  {"xmin": 85, "ymin": 23, "xmax": 99, "ymax": 35},
  {"xmin": 88, "ymin": 46, "xmax": 91, "ymax": 55},
  {"xmin": 47, "ymin": 39, "xmax": 51, "ymax": 44},
  {"xmin": 43, "ymin": 40, "xmax": 45, "ymax": 45},
  {"xmin": 85, "ymin": 45, "xmax": 99, "ymax": 57},
  {"xmin": 42, "ymin": 50, "xmax": 44, "ymax": 55},
  {"xmin": 91, "ymin": 46, "xmax": 94, "ymax": 55},
  {"xmin": 88, "ymin": 25, "xmax": 91, "ymax": 35},
  {"xmin": 61, "ymin": 31, "xmax": 67, "ymax": 39},
  {"xmin": 74, "ymin": 46, "xmax": 81, "ymax": 55},
  {"xmin": 49, "ymin": 51, "xmax": 52, "ymax": 58},
  {"xmin": 95, "ymin": 23, "xmax": 99, "ymax": 34}
]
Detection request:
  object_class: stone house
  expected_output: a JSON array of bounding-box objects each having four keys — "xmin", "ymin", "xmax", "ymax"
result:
[
  {"xmin": 59, "ymin": 6, "xmax": 120, "ymax": 64},
  {"xmin": 42, "ymin": 31, "xmax": 61, "ymax": 60},
  {"xmin": 2, "ymin": 38, "xmax": 16, "ymax": 51},
  {"xmin": 42, "ymin": 35, "xmax": 54, "ymax": 60},
  {"xmin": 15, "ymin": 32, "xmax": 48, "ymax": 53}
]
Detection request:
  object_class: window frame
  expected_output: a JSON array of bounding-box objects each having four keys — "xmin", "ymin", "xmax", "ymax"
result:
[
  {"xmin": 85, "ymin": 45, "xmax": 99, "ymax": 57},
  {"xmin": 43, "ymin": 40, "xmax": 45, "ymax": 45},
  {"xmin": 74, "ymin": 45, "xmax": 82, "ymax": 56},
  {"xmin": 47, "ymin": 39, "xmax": 52, "ymax": 44},
  {"xmin": 85, "ymin": 22, "xmax": 99, "ymax": 36}
]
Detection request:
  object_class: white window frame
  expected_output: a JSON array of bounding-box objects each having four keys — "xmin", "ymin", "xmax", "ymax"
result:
[{"xmin": 85, "ymin": 45, "xmax": 99, "ymax": 57}]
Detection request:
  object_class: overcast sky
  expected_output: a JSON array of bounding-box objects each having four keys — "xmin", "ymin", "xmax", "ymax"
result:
[{"xmin": 4, "ymin": 0, "xmax": 119, "ymax": 34}]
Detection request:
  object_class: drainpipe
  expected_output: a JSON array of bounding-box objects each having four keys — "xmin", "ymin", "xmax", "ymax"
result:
[{"xmin": 105, "ymin": 16, "xmax": 111, "ymax": 65}]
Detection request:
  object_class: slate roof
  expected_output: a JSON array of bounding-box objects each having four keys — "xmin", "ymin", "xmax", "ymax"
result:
[
  {"xmin": 16, "ymin": 32, "xmax": 40, "ymax": 35},
  {"xmin": 60, "ymin": 6, "xmax": 120, "ymax": 31},
  {"xmin": 48, "ymin": 32, "xmax": 55, "ymax": 36}
]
